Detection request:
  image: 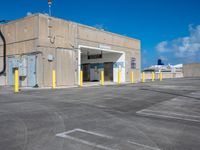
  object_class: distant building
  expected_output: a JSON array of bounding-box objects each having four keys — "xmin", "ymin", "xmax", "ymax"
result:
[
  {"xmin": 157, "ymin": 59, "xmax": 164, "ymax": 66},
  {"xmin": 143, "ymin": 64, "xmax": 183, "ymax": 79},
  {"xmin": 144, "ymin": 64, "xmax": 183, "ymax": 73}
]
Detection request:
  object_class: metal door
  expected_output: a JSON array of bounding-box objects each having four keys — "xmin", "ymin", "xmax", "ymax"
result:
[
  {"xmin": 90, "ymin": 64, "xmax": 99, "ymax": 81},
  {"xmin": 82, "ymin": 64, "xmax": 90, "ymax": 82},
  {"xmin": 104, "ymin": 62, "xmax": 113, "ymax": 81},
  {"xmin": 27, "ymin": 55, "xmax": 36, "ymax": 87},
  {"xmin": 8, "ymin": 57, "xmax": 14, "ymax": 85}
]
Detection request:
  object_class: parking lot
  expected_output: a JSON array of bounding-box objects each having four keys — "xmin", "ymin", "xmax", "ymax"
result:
[{"xmin": 0, "ymin": 78, "xmax": 200, "ymax": 150}]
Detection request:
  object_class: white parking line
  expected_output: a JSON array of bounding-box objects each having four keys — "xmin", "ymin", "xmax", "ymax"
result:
[
  {"xmin": 56, "ymin": 129, "xmax": 116, "ymax": 150},
  {"xmin": 56, "ymin": 128, "xmax": 162, "ymax": 150},
  {"xmin": 139, "ymin": 109, "xmax": 200, "ymax": 118},
  {"xmin": 137, "ymin": 109, "xmax": 200, "ymax": 123},
  {"xmin": 60, "ymin": 135, "xmax": 117, "ymax": 150},
  {"xmin": 56, "ymin": 128, "xmax": 113, "ymax": 139},
  {"xmin": 128, "ymin": 140, "xmax": 161, "ymax": 150}
]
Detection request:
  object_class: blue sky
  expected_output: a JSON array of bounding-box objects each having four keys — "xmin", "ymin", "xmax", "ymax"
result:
[{"xmin": 1, "ymin": 0, "xmax": 200, "ymax": 68}]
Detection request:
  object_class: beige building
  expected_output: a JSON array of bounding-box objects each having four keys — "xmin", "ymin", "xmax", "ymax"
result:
[
  {"xmin": 0, "ymin": 13, "xmax": 141, "ymax": 87},
  {"xmin": 183, "ymin": 63, "xmax": 200, "ymax": 77}
]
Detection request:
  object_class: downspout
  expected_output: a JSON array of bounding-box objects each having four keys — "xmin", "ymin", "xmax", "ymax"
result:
[{"xmin": 0, "ymin": 29, "xmax": 6, "ymax": 75}]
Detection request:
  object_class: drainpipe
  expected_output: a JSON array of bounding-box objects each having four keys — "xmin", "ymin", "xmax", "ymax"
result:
[{"xmin": 0, "ymin": 29, "xmax": 6, "ymax": 75}]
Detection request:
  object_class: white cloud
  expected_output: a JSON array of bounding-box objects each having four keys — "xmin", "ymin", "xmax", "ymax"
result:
[
  {"xmin": 141, "ymin": 49, "xmax": 148, "ymax": 65},
  {"xmin": 156, "ymin": 41, "xmax": 169, "ymax": 52},
  {"xmin": 159, "ymin": 55, "xmax": 168, "ymax": 61},
  {"xmin": 93, "ymin": 24, "xmax": 106, "ymax": 30},
  {"xmin": 26, "ymin": 12, "xmax": 32, "ymax": 16},
  {"xmin": 156, "ymin": 25, "xmax": 200, "ymax": 62}
]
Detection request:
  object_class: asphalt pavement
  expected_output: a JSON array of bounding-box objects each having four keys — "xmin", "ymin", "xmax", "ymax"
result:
[{"xmin": 0, "ymin": 78, "xmax": 200, "ymax": 150}]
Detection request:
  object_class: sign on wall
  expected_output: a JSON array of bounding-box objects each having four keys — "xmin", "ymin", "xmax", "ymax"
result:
[
  {"xmin": 131, "ymin": 57, "xmax": 136, "ymax": 69},
  {"xmin": 87, "ymin": 51, "xmax": 102, "ymax": 59},
  {"xmin": 113, "ymin": 62, "xmax": 124, "ymax": 68},
  {"xmin": 88, "ymin": 54, "xmax": 102, "ymax": 59},
  {"xmin": 99, "ymin": 44, "xmax": 111, "ymax": 50}
]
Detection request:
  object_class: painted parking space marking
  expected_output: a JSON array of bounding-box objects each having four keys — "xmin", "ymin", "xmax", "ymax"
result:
[
  {"xmin": 128, "ymin": 140, "xmax": 161, "ymax": 150},
  {"xmin": 58, "ymin": 135, "xmax": 116, "ymax": 150},
  {"xmin": 150, "ymin": 85, "xmax": 195, "ymax": 90},
  {"xmin": 189, "ymin": 92, "xmax": 200, "ymax": 98},
  {"xmin": 56, "ymin": 128, "xmax": 116, "ymax": 150},
  {"xmin": 137, "ymin": 109, "xmax": 200, "ymax": 123},
  {"xmin": 56, "ymin": 128, "xmax": 162, "ymax": 150}
]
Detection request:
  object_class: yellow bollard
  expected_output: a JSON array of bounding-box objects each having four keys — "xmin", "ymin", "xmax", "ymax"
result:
[
  {"xmin": 80, "ymin": 70, "xmax": 83, "ymax": 87},
  {"xmin": 118, "ymin": 69, "xmax": 121, "ymax": 85},
  {"xmin": 14, "ymin": 69, "xmax": 19, "ymax": 93},
  {"xmin": 152, "ymin": 72, "xmax": 155, "ymax": 82},
  {"xmin": 142, "ymin": 72, "xmax": 145, "ymax": 83},
  {"xmin": 160, "ymin": 71, "xmax": 163, "ymax": 81},
  {"xmin": 131, "ymin": 71, "xmax": 134, "ymax": 83},
  {"xmin": 101, "ymin": 70, "xmax": 104, "ymax": 86},
  {"xmin": 52, "ymin": 70, "xmax": 56, "ymax": 89}
]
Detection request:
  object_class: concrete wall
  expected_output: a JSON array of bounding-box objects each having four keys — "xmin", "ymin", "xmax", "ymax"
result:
[
  {"xmin": 56, "ymin": 49, "xmax": 76, "ymax": 86},
  {"xmin": 0, "ymin": 15, "xmax": 39, "ymax": 86},
  {"xmin": 0, "ymin": 15, "xmax": 39, "ymax": 56},
  {"xmin": 0, "ymin": 14, "xmax": 76, "ymax": 87},
  {"xmin": 37, "ymin": 14, "xmax": 77, "ymax": 87},
  {"xmin": 183, "ymin": 64, "xmax": 200, "ymax": 77},
  {"xmin": 37, "ymin": 14, "xmax": 76, "ymax": 49},
  {"xmin": 144, "ymin": 72, "xmax": 183, "ymax": 80}
]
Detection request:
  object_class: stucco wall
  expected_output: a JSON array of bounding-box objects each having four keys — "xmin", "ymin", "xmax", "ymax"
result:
[
  {"xmin": 0, "ymin": 15, "xmax": 39, "ymax": 86},
  {"xmin": 183, "ymin": 64, "xmax": 200, "ymax": 77},
  {"xmin": 0, "ymin": 15, "xmax": 39, "ymax": 56}
]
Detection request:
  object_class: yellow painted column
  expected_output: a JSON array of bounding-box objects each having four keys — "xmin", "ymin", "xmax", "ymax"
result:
[
  {"xmin": 101, "ymin": 70, "xmax": 104, "ymax": 86},
  {"xmin": 131, "ymin": 71, "xmax": 134, "ymax": 83},
  {"xmin": 160, "ymin": 71, "xmax": 163, "ymax": 81},
  {"xmin": 52, "ymin": 70, "xmax": 56, "ymax": 89},
  {"xmin": 14, "ymin": 69, "xmax": 19, "ymax": 93},
  {"xmin": 152, "ymin": 72, "xmax": 155, "ymax": 82},
  {"xmin": 142, "ymin": 72, "xmax": 145, "ymax": 83},
  {"xmin": 80, "ymin": 70, "xmax": 83, "ymax": 87},
  {"xmin": 118, "ymin": 69, "xmax": 121, "ymax": 85}
]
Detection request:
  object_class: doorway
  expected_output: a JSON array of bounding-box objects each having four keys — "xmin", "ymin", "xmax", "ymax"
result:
[
  {"xmin": 27, "ymin": 55, "xmax": 37, "ymax": 87},
  {"xmin": 82, "ymin": 64, "xmax": 90, "ymax": 82},
  {"xmin": 104, "ymin": 62, "xmax": 113, "ymax": 81}
]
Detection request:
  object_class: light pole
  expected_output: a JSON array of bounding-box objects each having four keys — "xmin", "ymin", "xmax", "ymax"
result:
[{"xmin": 48, "ymin": 0, "xmax": 52, "ymax": 16}]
